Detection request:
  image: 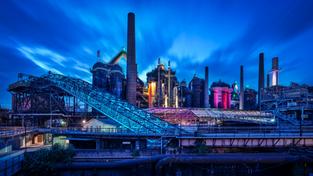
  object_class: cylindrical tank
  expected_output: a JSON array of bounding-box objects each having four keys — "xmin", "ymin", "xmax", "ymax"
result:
[
  {"xmin": 91, "ymin": 62, "xmax": 110, "ymax": 89},
  {"xmin": 110, "ymin": 64, "xmax": 124, "ymax": 98}
]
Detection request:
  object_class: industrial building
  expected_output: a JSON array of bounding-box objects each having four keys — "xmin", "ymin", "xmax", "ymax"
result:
[
  {"xmin": 262, "ymin": 83, "xmax": 313, "ymax": 123},
  {"xmin": 244, "ymin": 88, "xmax": 257, "ymax": 110},
  {"xmin": 210, "ymin": 81, "xmax": 232, "ymax": 109},
  {"xmin": 230, "ymin": 82, "xmax": 240, "ymax": 109},
  {"xmin": 91, "ymin": 51, "xmax": 126, "ymax": 99},
  {"xmin": 257, "ymin": 53, "xmax": 313, "ymax": 124},
  {"xmin": 146, "ymin": 59, "xmax": 179, "ymax": 108},
  {"xmin": 188, "ymin": 66, "xmax": 210, "ymax": 108},
  {"xmin": 178, "ymin": 80, "xmax": 192, "ymax": 107},
  {"xmin": 189, "ymin": 75, "xmax": 205, "ymax": 108}
]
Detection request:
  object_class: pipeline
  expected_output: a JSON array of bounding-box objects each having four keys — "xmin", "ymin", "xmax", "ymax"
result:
[
  {"xmin": 155, "ymin": 153, "xmax": 301, "ymax": 175},
  {"xmin": 54, "ymin": 155, "xmax": 167, "ymax": 170}
]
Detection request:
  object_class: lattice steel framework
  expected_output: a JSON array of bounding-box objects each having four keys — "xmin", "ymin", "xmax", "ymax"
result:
[{"xmin": 12, "ymin": 73, "xmax": 176, "ymax": 135}]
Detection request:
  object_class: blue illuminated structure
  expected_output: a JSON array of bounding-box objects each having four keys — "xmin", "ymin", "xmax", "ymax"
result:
[{"xmin": 10, "ymin": 73, "xmax": 177, "ymax": 135}]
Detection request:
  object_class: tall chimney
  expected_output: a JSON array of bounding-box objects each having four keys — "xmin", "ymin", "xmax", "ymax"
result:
[
  {"xmin": 157, "ymin": 58, "xmax": 161, "ymax": 107},
  {"xmin": 126, "ymin": 12, "xmax": 137, "ymax": 105},
  {"xmin": 272, "ymin": 57, "xmax": 279, "ymax": 86},
  {"xmin": 167, "ymin": 60, "xmax": 171, "ymax": 107},
  {"xmin": 204, "ymin": 66, "xmax": 209, "ymax": 108},
  {"xmin": 258, "ymin": 52, "xmax": 264, "ymax": 110},
  {"xmin": 239, "ymin": 65, "xmax": 244, "ymax": 110}
]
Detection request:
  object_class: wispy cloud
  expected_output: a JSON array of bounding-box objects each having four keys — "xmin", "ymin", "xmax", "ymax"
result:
[
  {"xmin": 73, "ymin": 65, "xmax": 90, "ymax": 74},
  {"xmin": 168, "ymin": 33, "xmax": 217, "ymax": 63},
  {"xmin": 17, "ymin": 46, "xmax": 63, "ymax": 74}
]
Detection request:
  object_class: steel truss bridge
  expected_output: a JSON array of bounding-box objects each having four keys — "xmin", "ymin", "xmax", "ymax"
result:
[
  {"xmin": 9, "ymin": 73, "xmax": 177, "ymax": 135},
  {"xmin": 1, "ymin": 126, "xmax": 313, "ymax": 148}
]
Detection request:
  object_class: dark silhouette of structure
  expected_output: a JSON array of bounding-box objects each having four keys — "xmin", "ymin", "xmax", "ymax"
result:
[
  {"xmin": 91, "ymin": 51, "xmax": 125, "ymax": 99},
  {"xmin": 189, "ymin": 75, "xmax": 205, "ymax": 108},
  {"xmin": 127, "ymin": 12, "xmax": 137, "ymax": 105},
  {"xmin": 258, "ymin": 52, "xmax": 264, "ymax": 109},
  {"xmin": 179, "ymin": 80, "xmax": 192, "ymax": 107},
  {"xmin": 204, "ymin": 66, "xmax": 209, "ymax": 108},
  {"xmin": 239, "ymin": 65, "xmax": 244, "ymax": 110},
  {"xmin": 244, "ymin": 88, "xmax": 257, "ymax": 110}
]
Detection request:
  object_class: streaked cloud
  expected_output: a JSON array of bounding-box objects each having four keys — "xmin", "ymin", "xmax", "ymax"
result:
[
  {"xmin": 17, "ymin": 46, "xmax": 63, "ymax": 74},
  {"xmin": 168, "ymin": 33, "xmax": 217, "ymax": 63}
]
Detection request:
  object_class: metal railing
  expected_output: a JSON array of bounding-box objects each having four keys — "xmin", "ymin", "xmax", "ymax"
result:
[
  {"xmin": 0, "ymin": 127, "xmax": 37, "ymax": 138},
  {"xmin": 1, "ymin": 125, "xmax": 313, "ymax": 138}
]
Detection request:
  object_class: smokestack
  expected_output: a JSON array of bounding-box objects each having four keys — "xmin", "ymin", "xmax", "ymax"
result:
[
  {"xmin": 167, "ymin": 60, "xmax": 171, "ymax": 107},
  {"xmin": 272, "ymin": 57, "xmax": 279, "ymax": 86},
  {"xmin": 239, "ymin": 65, "xmax": 244, "ymax": 110},
  {"xmin": 157, "ymin": 58, "xmax": 161, "ymax": 107},
  {"xmin": 258, "ymin": 52, "xmax": 264, "ymax": 110},
  {"xmin": 126, "ymin": 12, "xmax": 137, "ymax": 105},
  {"xmin": 204, "ymin": 66, "xmax": 209, "ymax": 108}
]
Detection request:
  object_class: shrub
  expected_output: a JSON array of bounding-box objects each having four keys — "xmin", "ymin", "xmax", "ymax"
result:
[{"xmin": 22, "ymin": 144, "xmax": 75, "ymax": 175}]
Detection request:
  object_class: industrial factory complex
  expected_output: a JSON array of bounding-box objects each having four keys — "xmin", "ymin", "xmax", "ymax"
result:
[{"xmin": 1, "ymin": 12, "xmax": 313, "ymax": 175}]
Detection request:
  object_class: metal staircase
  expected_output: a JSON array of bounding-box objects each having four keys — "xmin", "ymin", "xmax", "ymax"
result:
[{"xmin": 42, "ymin": 73, "xmax": 176, "ymax": 135}]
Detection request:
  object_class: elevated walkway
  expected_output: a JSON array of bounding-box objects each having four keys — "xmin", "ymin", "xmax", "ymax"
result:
[{"xmin": 9, "ymin": 73, "xmax": 178, "ymax": 135}]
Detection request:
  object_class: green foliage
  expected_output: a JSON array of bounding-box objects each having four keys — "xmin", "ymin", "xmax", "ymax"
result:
[
  {"xmin": 194, "ymin": 139, "xmax": 208, "ymax": 154},
  {"xmin": 131, "ymin": 149, "xmax": 140, "ymax": 157},
  {"xmin": 22, "ymin": 144, "xmax": 75, "ymax": 175}
]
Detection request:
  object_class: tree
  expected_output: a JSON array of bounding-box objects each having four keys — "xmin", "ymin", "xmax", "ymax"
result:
[{"xmin": 22, "ymin": 144, "xmax": 75, "ymax": 175}]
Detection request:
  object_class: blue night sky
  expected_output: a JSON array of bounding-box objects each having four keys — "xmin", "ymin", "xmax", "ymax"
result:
[{"xmin": 1, "ymin": 0, "xmax": 313, "ymax": 108}]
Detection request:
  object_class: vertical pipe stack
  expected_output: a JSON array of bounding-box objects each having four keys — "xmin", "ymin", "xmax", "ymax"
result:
[
  {"xmin": 258, "ymin": 52, "xmax": 264, "ymax": 110},
  {"xmin": 239, "ymin": 65, "xmax": 244, "ymax": 110},
  {"xmin": 204, "ymin": 66, "xmax": 209, "ymax": 108},
  {"xmin": 126, "ymin": 12, "xmax": 137, "ymax": 105},
  {"xmin": 157, "ymin": 58, "xmax": 161, "ymax": 107},
  {"xmin": 167, "ymin": 61, "xmax": 171, "ymax": 107},
  {"xmin": 272, "ymin": 57, "xmax": 279, "ymax": 86}
]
